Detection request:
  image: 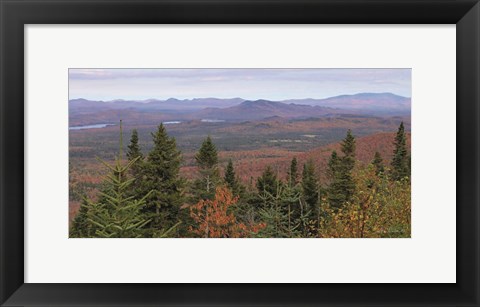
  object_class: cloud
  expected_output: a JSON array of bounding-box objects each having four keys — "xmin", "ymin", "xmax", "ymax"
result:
[{"xmin": 69, "ymin": 68, "xmax": 411, "ymax": 101}]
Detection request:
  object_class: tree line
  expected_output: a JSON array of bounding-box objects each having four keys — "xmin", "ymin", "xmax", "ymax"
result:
[{"xmin": 71, "ymin": 121, "xmax": 411, "ymax": 238}]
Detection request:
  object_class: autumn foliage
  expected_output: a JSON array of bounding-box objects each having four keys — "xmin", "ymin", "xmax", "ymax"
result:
[
  {"xmin": 318, "ymin": 166, "xmax": 410, "ymax": 238},
  {"xmin": 189, "ymin": 187, "xmax": 265, "ymax": 238},
  {"xmin": 71, "ymin": 122, "xmax": 411, "ymax": 238}
]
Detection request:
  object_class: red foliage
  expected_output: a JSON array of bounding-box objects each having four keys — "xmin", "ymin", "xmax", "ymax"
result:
[{"xmin": 189, "ymin": 187, "xmax": 265, "ymax": 238}]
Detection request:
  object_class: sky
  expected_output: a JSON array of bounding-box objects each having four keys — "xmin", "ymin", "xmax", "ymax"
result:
[{"xmin": 69, "ymin": 68, "xmax": 411, "ymax": 101}]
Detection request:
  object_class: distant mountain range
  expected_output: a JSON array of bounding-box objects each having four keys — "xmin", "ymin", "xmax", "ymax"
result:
[
  {"xmin": 196, "ymin": 99, "xmax": 340, "ymax": 120},
  {"xmin": 69, "ymin": 93, "xmax": 410, "ymax": 124},
  {"xmin": 68, "ymin": 97, "xmax": 245, "ymax": 115},
  {"xmin": 282, "ymin": 92, "xmax": 410, "ymax": 112}
]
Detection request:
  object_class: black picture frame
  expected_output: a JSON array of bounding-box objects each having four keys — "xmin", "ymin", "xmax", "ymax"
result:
[{"xmin": 1, "ymin": 0, "xmax": 478, "ymax": 306}]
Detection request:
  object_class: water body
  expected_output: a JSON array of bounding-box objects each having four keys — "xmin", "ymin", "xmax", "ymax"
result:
[
  {"xmin": 69, "ymin": 123, "xmax": 115, "ymax": 130},
  {"xmin": 201, "ymin": 119, "xmax": 225, "ymax": 123},
  {"xmin": 163, "ymin": 121, "xmax": 182, "ymax": 125}
]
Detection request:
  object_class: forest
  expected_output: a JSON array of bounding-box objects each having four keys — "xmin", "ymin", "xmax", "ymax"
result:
[{"xmin": 70, "ymin": 121, "xmax": 411, "ymax": 238}]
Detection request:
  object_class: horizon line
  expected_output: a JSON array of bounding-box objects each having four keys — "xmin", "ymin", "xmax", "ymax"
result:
[{"xmin": 69, "ymin": 92, "xmax": 411, "ymax": 102}]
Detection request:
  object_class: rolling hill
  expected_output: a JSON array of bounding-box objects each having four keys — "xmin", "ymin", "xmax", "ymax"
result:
[
  {"xmin": 195, "ymin": 99, "xmax": 345, "ymax": 121},
  {"xmin": 69, "ymin": 93, "xmax": 411, "ymax": 125},
  {"xmin": 214, "ymin": 131, "xmax": 412, "ymax": 184},
  {"xmin": 283, "ymin": 93, "xmax": 411, "ymax": 114}
]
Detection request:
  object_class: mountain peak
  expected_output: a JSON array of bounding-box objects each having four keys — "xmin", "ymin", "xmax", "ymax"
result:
[{"xmin": 241, "ymin": 99, "xmax": 280, "ymax": 106}]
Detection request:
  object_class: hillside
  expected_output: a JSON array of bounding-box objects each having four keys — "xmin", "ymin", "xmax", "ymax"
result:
[
  {"xmin": 283, "ymin": 93, "xmax": 411, "ymax": 114},
  {"xmin": 195, "ymin": 99, "xmax": 345, "ymax": 121},
  {"xmin": 69, "ymin": 93, "xmax": 411, "ymax": 126},
  {"xmin": 212, "ymin": 132, "xmax": 412, "ymax": 184}
]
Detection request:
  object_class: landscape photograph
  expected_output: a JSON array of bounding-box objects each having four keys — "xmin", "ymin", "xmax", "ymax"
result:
[{"xmin": 69, "ymin": 68, "xmax": 411, "ymax": 238}]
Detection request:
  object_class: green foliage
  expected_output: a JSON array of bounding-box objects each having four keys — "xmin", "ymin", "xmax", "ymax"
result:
[
  {"xmin": 126, "ymin": 129, "xmax": 145, "ymax": 193},
  {"xmin": 372, "ymin": 151, "xmax": 384, "ymax": 175},
  {"xmin": 327, "ymin": 130, "xmax": 356, "ymax": 210},
  {"xmin": 86, "ymin": 157, "xmax": 151, "ymax": 238},
  {"xmin": 327, "ymin": 150, "xmax": 339, "ymax": 180},
  {"xmin": 195, "ymin": 135, "xmax": 219, "ymax": 168},
  {"xmin": 224, "ymin": 159, "xmax": 236, "ymax": 188},
  {"xmin": 391, "ymin": 122, "xmax": 409, "ymax": 181},
  {"xmin": 287, "ymin": 157, "xmax": 299, "ymax": 187},
  {"xmin": 319, "ymin": 165, "xmax": 410, "ymax": 238},
  {"xmin": 301, "ymin": 160, "xmax": 319, "ymax": 221},
  {"xmin": 194, "ymin": 136, "xmax": 221, "ymax": 200},
  {"xmin": 257, "ymin": 182, "xmax": 295, "ymax": 238},
  {"xmin": 142, "ymin": 123, "xmax": 184, "ymax": 233},
  {"xmin": 70, "ymin": 198, "xmax": 97, "ymax": 238},
  {"xmin": 126, "ymin": 129, "xmax": 143, "ymax": 162},
  {"xmin": 71, "ymin": 121, "xmax": 151, "ymax": 238},
  {"xmin": 256, "ymin": 165, "xmax": 280, "ymax": 201},
  {"xmin": 153, "ymin": 221, "xmax": 183, "ymax": 238},
  {"xmin": 71, "ymin": 124, "xmax": 411, "ymax": 239}
]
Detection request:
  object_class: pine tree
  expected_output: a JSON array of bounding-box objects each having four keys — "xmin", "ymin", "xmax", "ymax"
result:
[
  {"xmin": 196, "ymin": 136, "xmax": 219, "ymax": 169},
  {"xmin": 301, "ymin": 160, "xmax": 319, "ymax": 219},
  {"xmin": 339, "ymin": 129, "xmax": 356, "ymax": 201},
  {"xmin": 224, "ymin": 159, "xmax": 236, "ymax": 191},
  {"xmin": 287, "ymin": 157, "xmax": 299, "ymax": 187},
  {"xmin": 280, "ymin": 182, "xmax": 302, "ymax": 237},
  {"xmin": 256, "ymin": 165, "xmax": 279, "ymax": 199},
  {"xmin": 372, "ymin": 151, "xmax": 385, "ymax": 175},
  {"xmin": 327, "ymin": 150, "xmax": 340, "ymax": 180},
  {"xmin": 76, "ymin": 121, "xmax": 151, "ymax": 238},
  {"xmin": 194, "ymin": 136, "xmax": 220, "ymax": 200},
  {"xmin": 341, "ymin": 129, "xmax": 356, "ymax": 171},
  {"xmin": 328, "ymin": 130, "xmax": 356, "ymax": 209},
  {"xmin": 70, "ymin": 199, "xmax": 96, "ymax": 237},
  {"xmin": 143, "ymin": 123, "xmax": 184, "ymax": 233},
  {"xmin": 256, "ymin": 182, "xmax": 288, "ymax": 238},
  {"xmin": 224, "ymin": 159, "xmax": 244, "ymax": 196},
  {"xmin": 327, "ymin": 150, "xmax": 342, "ymax": 210},
  {"xmin": 391, "ymin": 122, "xmax": 409, "ymax": 181},
  {"xmin": 87, "ymin": 157, "xmax": 151, "ymax": 238},
  {"xmin": 126, "ymin": 129, "xmax": 144, "ymax": 192},
  {"xmin": 126, "ymin": 129, "xmax": 143, "ymax": 161}
]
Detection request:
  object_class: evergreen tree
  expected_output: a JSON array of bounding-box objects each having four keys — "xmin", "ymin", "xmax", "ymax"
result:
[
  {"xmin": 256, "ymin": 165, "xmax": 279, "ymax": 199},
  {"xmin": 196, "ymin": 136, "xmax": 219, "ymax": 169},
  {"xmin": 87, "ymin": 156, "xmax": 151, "ymax": 238},
  {"xmin": 194, "ymin": 136, "xmax": 220, "ymax": 199},
  {"xmin": 280, "ymin": 183, "xmax": 302, "ymax": 237},
  {"xmin": 70, "ymin": 199, "xmax": 96, "ymax": 237},
  {"xmin": 301, "ymin": 160, "xmax": 319, "ymax": 219},
  {"xmin": 257, "ymin": 182, "xmax": 288, "ymax": 238},
  {"xmin": 339, "ymin": 129, "xmax": 356, "ymax": 201},
  {"xmin": 391, "ymin": 122, "xmax": 409, "ymax": 181},
  {"xmin": 126, "ymin": 129, "xmax": 143, "ymax": 162},
  {"xmin": 287, "ymin": 157, "xmax": 299, "ymax": 187},
  {"xmin": 372, "ymin": 151, "xmax": 385, "ymax": 175},
  {"xmin": 126, "ymin": 129, "xmax": 144, "ymax": 192},
  {"xmin": 75, "ymin": 121, "xmax": 151, "ymax": 238},
  {"xmin": 408, "ymin": 154, "xmax": 411, "ymax": 174},
  {"xmin": 224, "ymin": 159, "xmax": 237, "ymax": 191},
  {"xmin": 327, "ymin": 150, "xmax": 342, "ymax": 210},
  {"xmin": 327, "ymin": 150, "xmax": 340, "ymax": 180},
  {"xmin": 143, "ymin": 123, "xmax": 184, "ymax": 233},
  {"xmin": 224, "ymin": 159, "xmax": 244, "ymax": 197},
  {"xmin": 328, "ymin": 130, "xmax": 356, "ymax": 209},
  {"xmin": 341, "ymin": 129, "xmax": 356, "ymax": 170}
]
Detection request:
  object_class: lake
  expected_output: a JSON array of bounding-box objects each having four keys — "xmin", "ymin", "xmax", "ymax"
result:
[
  {"xmin": 69, "ymin": 123, "xmax": 115, "ymax": 130},
  {"xmin": 201, "ymin": 119, "xmax": 225, "ymax": 123}
]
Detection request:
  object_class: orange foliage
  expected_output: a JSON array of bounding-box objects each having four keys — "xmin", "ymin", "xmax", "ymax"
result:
[{"xmin": 189, "ymin": 187, "xmax": 265, "ymax": 238}]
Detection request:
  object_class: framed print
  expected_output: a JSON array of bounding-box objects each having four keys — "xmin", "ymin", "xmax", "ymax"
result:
[{"xmin": 1, "ymin": 0, "xmax": 479, "ymax": 306}]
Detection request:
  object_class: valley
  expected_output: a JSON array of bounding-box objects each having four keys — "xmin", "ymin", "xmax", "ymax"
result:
[{"xmin": 69, "ymin": 111, "xmax": 411, "ymax": 223}]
